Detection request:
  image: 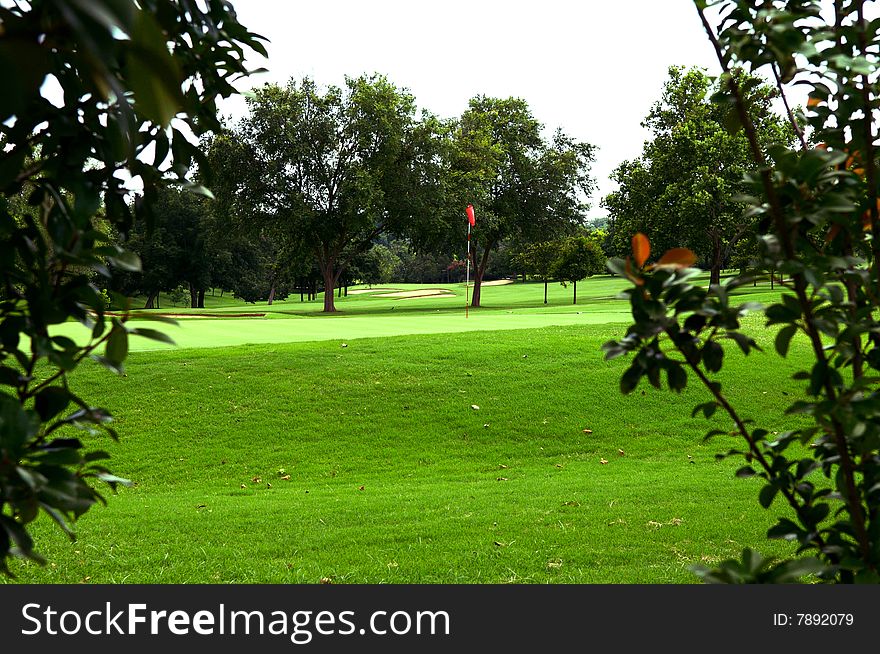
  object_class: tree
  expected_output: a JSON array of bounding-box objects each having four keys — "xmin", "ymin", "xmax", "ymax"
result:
[
  {"xmin": 203, "ymin": 130, "xmax": 314, "ymax": 305},
  {"xmin": 113, "ymin": 209, "xmax": 180, "ymax": 308},
  {"xmin": 552, "ymin": 235, "xmax": 605, "ymax": 304},
  {"xmin": 604, "ymin": 66, "xmax": 792, "ymax": 285},
  {"xmin": 604, "ymin": 0, "xmax": 880, "ymax": 583},
  {"xmin": 451, "ymin": 97, "xmax": 595, "ymax": 307},
  {"xmin": 115, "ymin": 187, "xmax": 225, "ymax": 308},
  {"xmin": 350, "ymin": 244, "xmax": 400, "ymax": 287},
  {"xmin": 516, "ymin": 240, "xmax": 562, "ymax": 304},
  {"xmin": 0, "ymin": 0, "xmax": 264, "ymax": 572},
  {"xmin": 218, "ymin": 76, "xmax": 446, "ymax": 312}
]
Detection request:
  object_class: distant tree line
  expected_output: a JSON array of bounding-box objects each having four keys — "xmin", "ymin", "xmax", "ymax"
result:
[
  {"xmin": 113, "ymin": 66, "xmax": 795, "ymax": 310},
  {"xmin": 110, "ymin": 74, "xmax": 600, "ymax": 310}
]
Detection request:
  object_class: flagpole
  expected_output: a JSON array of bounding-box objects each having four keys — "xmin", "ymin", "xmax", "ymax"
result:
[{"xmin": 465, "ymin": 222, "xmax": 471, "ymax": 319}]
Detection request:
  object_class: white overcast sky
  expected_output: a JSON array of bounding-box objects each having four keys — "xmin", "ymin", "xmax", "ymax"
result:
[{"xmin": 217, "ymin": 0, "xmax": 798, "ymax": 217}]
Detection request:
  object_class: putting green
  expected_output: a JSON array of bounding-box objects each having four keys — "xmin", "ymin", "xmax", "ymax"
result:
[{"xmin": 53, "ymin": 308, "xmax": 632, "ymax": 352}]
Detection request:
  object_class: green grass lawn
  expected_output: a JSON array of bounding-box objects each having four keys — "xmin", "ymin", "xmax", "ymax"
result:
[
  {"xmin": 6, "ymin": 275, "xmax": 815, "ymax": 583},
  {"xmin": 55, "ymin": 275, "xmax": 787, "ymax": 352}
]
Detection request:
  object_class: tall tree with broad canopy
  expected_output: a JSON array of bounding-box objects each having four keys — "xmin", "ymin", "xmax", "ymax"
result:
[
  {"xmin": 203, "ymin": 132, "xmax": 310, "ymax": 305},
  {"xmin": 219, "ymin": 76, "xmax": 447, "ymax": 312},
  {"xmin": 451, "ymin": 96, "xmax": 595, "ymax": 307},
  {"xmin": 0, "ymin": 0, "xmax": 264, "ymax": 572},
  {"xmin": 604, "ymin": 66, "xmax": 792, "ymax": 285}
]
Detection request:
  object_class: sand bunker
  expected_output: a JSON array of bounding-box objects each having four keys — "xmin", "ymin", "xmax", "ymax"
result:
[
  {"xmin": 480, "ymin": 279, "xmax": 514, "ymax": 286},
  {"xmin": 126, "ymin": 312, "xmax": 266, "ymax": 319},
  {"xmin": 347, "ymin": 287, "xmax": 402, "ymax": 295},
  {"xmin": 374, "ymin": 288, "xmax": 455, "ymax": 299}
]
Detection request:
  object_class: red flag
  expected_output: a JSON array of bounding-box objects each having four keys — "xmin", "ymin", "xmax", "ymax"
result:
[{"xmin": 466, "ymin": 204, "xmax": 475, "ymax": 227}]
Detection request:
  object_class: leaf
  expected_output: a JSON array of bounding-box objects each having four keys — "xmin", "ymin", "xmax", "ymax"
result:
[
  {"xmin": 770, "ymin": 557, "xmax": 826, "ymax": 582},
  {"xmin": 606, "ymin": 257, "xmax": 627, "ymax": 277},
  {"xmin": 108, "ymin": 250, "xmax": 142, "ymax": 272},
  {"xmin": 666, "ymin": 363, "xmax": 687, "ymax": 392},
  {"xmin": 33, "ymin": 447, "xmax": 82, "ymax": 466},
  {"xmin": 90, "ymin": 355, "xmax": 124, "ymax": 375},
  {"xmin": 131, "ymin": 313, "xmax": 179, "ymax": 325},
  {"xmin": 774, "ymin": 324, "xmax": 797, "ymax": 358},
  {"xmin": 725, "ymin": 331, "xmax": 759, "ymax": 355},
  {"xmin": 69, "ymin": 0, "xmax": 136, "ymax": 34},
  {"xmin": 95, "ymin": 472, "xmax": 133, "ymax": 488},
  {"xmin": 0, "ymin": 515, "xmax": 45, "ymax": 564},
  {"xmin": 0, "ymin": 41, "xmax": 52, "ymax": 124},
  {"xmin": 180, "ymin": 183, "xmax": 216, "ymax": 200},
  {"xmin": 34, "ymin": 387, "xmax": 71, "ymax": 422},
  {"xmin": 723, "ymin": 108, "xmax": 742, "ymax": 134},
  {"xmin": 105, "ymin": 325, "xmax": 128, "ymax": 367},
  {"xmin": 808, "ymin": 361, "xmax": 827, "ymax": 396},
  {"xmin": 126, "ymin": 13, "xmax": 184, "ymax": 127},
  {"xmin": 691, "ymin": 402, "xmax": 718, "ymax": 419},
  {"xmin": 767, "ymin": 518, "xmax": 804, "ymax": 541},
  {"xmin": 127, "ymin": 327, "xmax": 176, "ymax": 345},
  {"xmin": 38, "ymin": 503, "xmax": 77, "ymax": 540},
  {"xmin": 620, "ymin": 364, "xmax": 642, "ymax": 395},
  {"xmin": 702, "ymin": 341, "xmax": 724, "ymax": 373},
  {"xmin": 655, "ymin": 247, "xmax": 697, "ymax": 269},
  {"xmin": 632, "ymin": 233, "xmax": 650, "ymax": 268},
  {"xmin": 759, "ymin": 483, "xmax": 779, "ymax": 509}
]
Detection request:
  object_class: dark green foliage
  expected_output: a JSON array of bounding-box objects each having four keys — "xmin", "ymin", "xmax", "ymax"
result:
[
  {"xmin": 450, "ymin": 99, "xmax": 596, "ymax": 308},
  {"xmin": 515, "ymin": 234, "xmax": 605, "ymax": 304},
  {"xmin": 604, "ymin": 66, "xmax": 793, "ymax": 286},
  {"xmin": 0, "ymin": 0, "xmax": 264, "ymax": 572},
  {"xmin": 691, "ymin": 548, "xmax": 824, "ymax": 584},
  {"xmin": 605, "ymin": 0, "xmax": 880, "ymax": 583},
  {"xmin": 212, "ymin": 76, "xmax": 445, "ymax": 313}
]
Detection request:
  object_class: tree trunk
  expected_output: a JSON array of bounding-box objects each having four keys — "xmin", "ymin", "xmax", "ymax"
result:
[
  {"xmin": 470, "ymin": 242, "xmax": 494, "ymax": 308},
  {"xmin": 321, "ymin": 262, "xmax": 340, "ymax": 312},
  {"xmin": 189, "ymin": 284, "xmax": 197, "ymax": 309},
  {"xmin": 197, "ymin": 289, "xmax": 205, "ymax": 308},
  {"xmin": 543, "ymin": 279, "xmax": 548, "ymax": 305},
  {"xmin": 573, "ymin": 280, "xmax": 577, "ymax": 305},
  {"xmin": 268, "ymin": 283, "xmax": 276, "ymax": 305},
  {"xmin": 144, "ymin": 290, "xmax": 158, "ymax": 309},
  {"xmin": 709, "ymin": 231, "xmax": 722, "ymax": 286}
]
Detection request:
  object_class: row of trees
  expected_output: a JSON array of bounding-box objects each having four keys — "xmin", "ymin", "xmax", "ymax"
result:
[
  {"xmin": 112, "ymin": 185, "xmax": 604, "ymax": 308},
  {"xmin": 182, "ymin": 77, "xmax": 598, "ymax": 312},
  {"xmin": 516, "ymin": 233, "xmax": 605, "ymax": 304},
  {"xmin": 117, "ymin": 65, "xmax": 797, "ymax": 312}
]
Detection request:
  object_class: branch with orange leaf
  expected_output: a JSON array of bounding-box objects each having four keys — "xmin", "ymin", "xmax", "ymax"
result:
[{"xmin": 604, "ymin": 232, "xmax": 832, "ymax": 580}]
